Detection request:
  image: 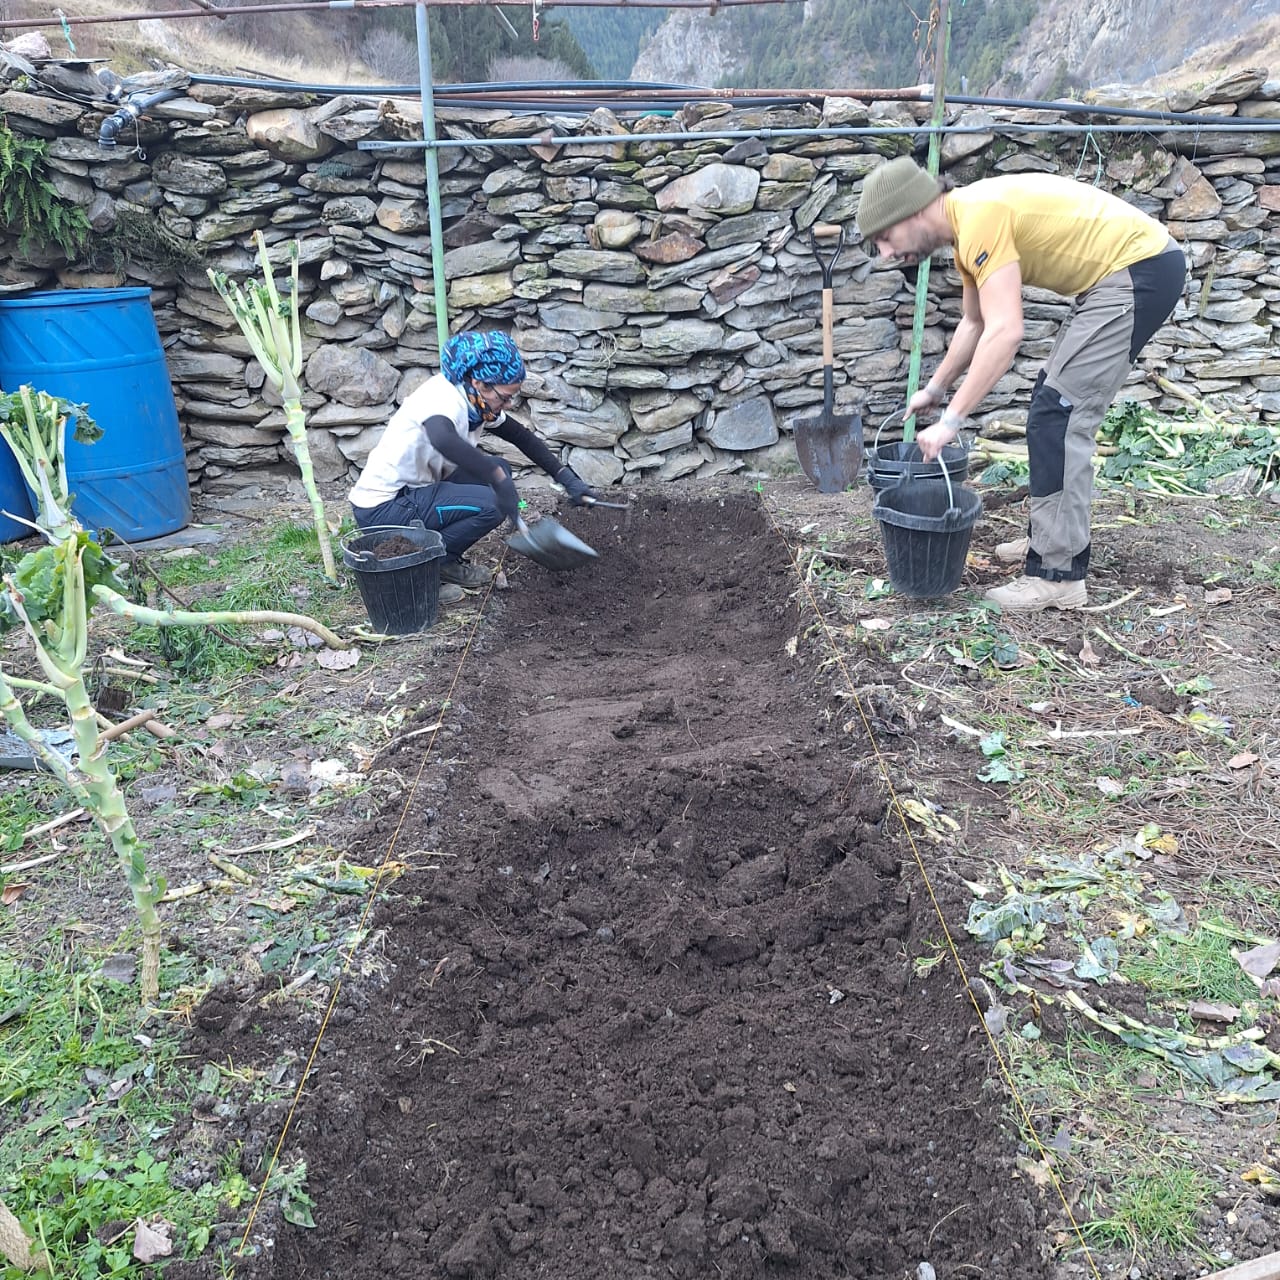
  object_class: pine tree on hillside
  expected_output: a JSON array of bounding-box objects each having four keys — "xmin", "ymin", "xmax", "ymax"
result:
[{"xmin": 370, "ymin": 6, "xmax": 595, "ymax": 83}]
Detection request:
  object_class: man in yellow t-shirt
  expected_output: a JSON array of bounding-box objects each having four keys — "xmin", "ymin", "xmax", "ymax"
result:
[{"xmin": 855, "ymin": 157, "xmax": 1186, "ymax": 612}]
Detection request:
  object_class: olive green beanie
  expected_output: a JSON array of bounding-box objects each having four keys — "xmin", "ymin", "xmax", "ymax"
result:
[{"xmin": 855, "ymin": 156, "xmax": 943, "ymax": 240}]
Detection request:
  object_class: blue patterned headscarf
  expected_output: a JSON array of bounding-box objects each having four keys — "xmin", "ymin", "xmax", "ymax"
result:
[{"xmin": 440, "ymin": 331, "xmax": 526, "ymax": 424}]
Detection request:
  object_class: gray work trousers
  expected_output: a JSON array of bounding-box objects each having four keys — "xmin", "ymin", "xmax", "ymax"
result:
[{"xmin": 1024, "ymin": 242, "xmax": 1186, "ymax": 581}]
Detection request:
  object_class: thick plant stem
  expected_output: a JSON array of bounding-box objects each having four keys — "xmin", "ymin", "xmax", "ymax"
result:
[
  {"xmin": 0, "ymin": 388, "xmax": 70, "ymax": 539},
  {"xmin": 6, "ymin": 550, "xmax": 162, "ymax": 1001},
  {"xmin": 284, "ymin": 398, "xmax": 337, "ymax": 582},
  {"xmin": 208, "ymin": 234, "xmax": 337, "ymax": 582},
  {"xmin": 0, "ymin": 669, "xmax": 91, "ymax": 802},
  {"xmin": 89, "ymin": 585, "xmax": 349, "ymax": 650},
  {"xmin": 63, "ymin": 664, "xmax": 162, "ymax": 1002}
]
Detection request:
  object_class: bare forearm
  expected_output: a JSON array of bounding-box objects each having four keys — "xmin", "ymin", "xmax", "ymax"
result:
[
  {"xmin": 928, "ymin": 316, "xmax": 984, "ymax": 395},
  {"xmin": 948, "ymin": 326, "xmax": 1022, "ymax": 419}
]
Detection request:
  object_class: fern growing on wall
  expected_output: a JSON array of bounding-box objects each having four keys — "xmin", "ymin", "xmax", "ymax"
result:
[{"xmin": 0, "ymin": 122, "xmax": 90, "ymax": 259}]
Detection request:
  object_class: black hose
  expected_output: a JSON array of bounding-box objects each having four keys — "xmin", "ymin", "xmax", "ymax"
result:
[{"xmin": 98, "ymin": 87, "xmax": 185, "ymax": 149}]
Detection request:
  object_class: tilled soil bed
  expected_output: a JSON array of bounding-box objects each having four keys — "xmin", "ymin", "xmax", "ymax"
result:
[{"xmin": 200, "ymin": 494, "xmax": 1050, "ymax": 1280}]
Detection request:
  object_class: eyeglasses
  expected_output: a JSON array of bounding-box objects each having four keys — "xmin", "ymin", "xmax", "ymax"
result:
[{"xmin": 482, "ymin": 384, "xmax": 519, "ymax": 406}]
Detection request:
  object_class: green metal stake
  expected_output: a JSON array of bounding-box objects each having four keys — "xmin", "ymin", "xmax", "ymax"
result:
[
  {"xmin": 903, "ymin": 0, "xmax": 953, "ymax": 444},
  {"xmin": 416, "ymin": 0, "xmax": 450, "ymax": 354}
]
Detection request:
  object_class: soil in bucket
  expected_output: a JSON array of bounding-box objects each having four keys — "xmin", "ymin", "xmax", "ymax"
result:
[
  {"xmin": 371, "ymin": 534, "xmax": 419, "ymax": 559},
  {"xmin": 873, "ymin": 472, "xmax": 982, "ymax": 598},
  {"xmin": 341, "ymin": 523, "xmax": 446, "ymax": 634}
]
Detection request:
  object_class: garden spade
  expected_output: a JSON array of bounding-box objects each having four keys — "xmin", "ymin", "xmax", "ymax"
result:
[
  {"xmin": 507, "ymin": 515, "xmax": 599, "ymax": 571},
  {"xmin": 793, "ymin": 225, "xmax": 864, "ymax": 493}
]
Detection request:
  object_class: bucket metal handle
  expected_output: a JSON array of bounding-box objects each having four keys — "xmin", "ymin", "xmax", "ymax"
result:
[
  {"xmin": 873, "ymin": 409, "xmax": 907, "ymax": 453},
  {"xmin": 883, "ymin": 438, "xmax": 969, "ymax": 523},
  {"xmin": 874, "ymin": 407, "xmax": 974, "ymax": 457},
  {"xmin": 939, "ymin": 451, "xmax": 958, "ymax": 517}
]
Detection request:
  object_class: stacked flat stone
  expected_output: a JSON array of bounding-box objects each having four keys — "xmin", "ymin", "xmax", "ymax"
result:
[{"xmin": 0, "ymin": 64, "xmax": 1277, "ymax": 491}]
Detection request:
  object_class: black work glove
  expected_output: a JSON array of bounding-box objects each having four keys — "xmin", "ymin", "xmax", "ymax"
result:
[
  {"xmin": 492, "ymin": 470, "xmax": 521, "ymax": 522},
  {"xmin": 556, "ymin": 466, "xmax": 596, "ymax": 507}
]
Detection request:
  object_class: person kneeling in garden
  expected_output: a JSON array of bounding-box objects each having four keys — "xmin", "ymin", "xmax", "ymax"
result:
[{"xmin": 349, "ymin": 330, "xmax": 598, "ymax": 601}]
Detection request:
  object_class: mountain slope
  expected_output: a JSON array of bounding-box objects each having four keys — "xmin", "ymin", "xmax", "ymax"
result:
[
  {"xmin": 993, "ymin": 0, "xmax": 1275, "ymax": 95},
  {"xmin": 629, "ymin": 0, "xmax": 1035, "ymax": 91},
  {"xmin": 628, "ymin": 0, "xmax": 1278, "ymax": 95}
]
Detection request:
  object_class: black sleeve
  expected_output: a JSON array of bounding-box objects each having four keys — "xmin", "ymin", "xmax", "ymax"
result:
[
  {"xmin": 423, "ymin": 415, "xmax": 505, "ymax": 480},
  {"xmin": 486, "ymin": 413, "xmax": 563, "ymax": 477}
]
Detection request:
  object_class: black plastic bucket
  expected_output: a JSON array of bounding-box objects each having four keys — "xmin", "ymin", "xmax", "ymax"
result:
[
  {"xmin": 341, "ymin": 522, "xmax": 446, "ymax": 634},
  {"xmin": 865, "ymin": 409, "xmax": 971, "ymax": 490},
  {"xmin": 873, "ymin": 467, "xmax": 982, "ymax": 598},
  {"xmin": 867, "ymin": 439, "xmax": 971, "ymax": 489}
]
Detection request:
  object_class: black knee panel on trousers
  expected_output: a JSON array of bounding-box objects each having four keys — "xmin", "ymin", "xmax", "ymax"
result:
[
  {"xmin": 1025, "ymin": 371, "xmax": 1071, "ymax": 498},
  {"xmin": 1027, "ymin": 544, "xmax": 1090, "ymax": 582}
]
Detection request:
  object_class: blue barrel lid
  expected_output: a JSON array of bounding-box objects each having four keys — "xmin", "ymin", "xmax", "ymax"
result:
[{"xmin": 0, "ymin": 287, "xmax": 152, "ymax": 308}]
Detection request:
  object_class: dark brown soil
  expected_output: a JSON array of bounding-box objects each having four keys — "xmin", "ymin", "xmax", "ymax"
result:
[
  {"xmin": 191, "ymin": 495, "xmax": 1051, "ymax": 1280},
  {"xmin": 370, "ymin": 533, "xmax": 421, "ymax": 559}
]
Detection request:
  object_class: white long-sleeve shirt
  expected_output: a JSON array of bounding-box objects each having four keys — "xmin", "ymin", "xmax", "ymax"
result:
[{"xmin": 348, "ymin": 374, "xmax": 506, "ymax": 507}]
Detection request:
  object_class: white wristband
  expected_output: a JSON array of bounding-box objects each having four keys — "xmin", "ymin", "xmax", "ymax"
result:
[
  {"xmin": 938, "ymin": 409, "xmax": 967, "ymax": 439},
  {"xmin": 924, "ymin": 380, "xmax": 947, "ymax": 403}
]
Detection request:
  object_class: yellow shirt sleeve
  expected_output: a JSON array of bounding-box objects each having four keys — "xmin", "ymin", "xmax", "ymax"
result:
[{"xmin": 955, "ymin": 200, "xmax": 1021, "ymax": 290}]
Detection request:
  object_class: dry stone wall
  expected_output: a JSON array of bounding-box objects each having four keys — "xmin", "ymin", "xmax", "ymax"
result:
[{"xmin": 1, "ymin": 65, "xmax": 1279, "ymax": 494}]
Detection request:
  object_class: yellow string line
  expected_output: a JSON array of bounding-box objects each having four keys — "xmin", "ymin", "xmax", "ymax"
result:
[
  {"xmin": 763, "ymin": 496, "xmax": 1103, "ymax": 1280},
  {"xmin": 236, "ymin": 566, "xmax": 503, "ymax": 1254}
]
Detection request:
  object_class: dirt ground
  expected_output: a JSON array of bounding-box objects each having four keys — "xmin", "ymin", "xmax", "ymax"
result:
[
  {"xmin": 175, "ymin": 489, "xmax": 1047, "ymax": 1280},
  {"xmin": 5, "ymin": 470, "xmax": 1279, "ymax": 1280}
]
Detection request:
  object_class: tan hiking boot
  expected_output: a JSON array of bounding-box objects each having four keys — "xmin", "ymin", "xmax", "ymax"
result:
[
  {"xmin": 994, "ymin": 535, "xmax": 1030, "ymax": 564},
  {"xmin": 984, "ymin": 575, "xmax": 1087, "ymax": 612},
  {"xmin": 439, "ymin": 582, "xmax": 466, "ymax": 606}
]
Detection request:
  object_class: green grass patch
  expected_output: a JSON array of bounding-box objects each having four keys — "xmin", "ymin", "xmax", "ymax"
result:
[
  {"xmin": 142, "ymin": 519, "xmax": 343, "ymax": 618},
  {"xmin": 0, "ymin": 948, "xmax": 245, "ymax": 1278},
  {"xmin": 148, "ymin": 520, "xmax": 329, "ymax": 593},
  {"xmin": 1119, "ymin": 916, "xmax": 1261, "ymax": 1013},
  {"xmin": 1013, "ymin": 1026, "xmax": 1182, "ymax": 1142},
  {"xmin": 1196, "ymin": 879, "xmax": 1280, "ymax": 941},
  {"xmin": 0, "ymin": 775, "xmax": 66, "ymax": 855},
  {"xmin": 1080, "ymin": 1164, "xmax": 1213, "ymax": 1254},
  {"xmin": 1008, "ymin": 1023, "xmax": 1214, "ymax": 1258},
  {"xmin": 120, "ymin": 519, "xmax": 352, "ymax": 680},
  {"xmin": 1246, "ymin": 548, "xmax": 1280, "ymax": 588}
]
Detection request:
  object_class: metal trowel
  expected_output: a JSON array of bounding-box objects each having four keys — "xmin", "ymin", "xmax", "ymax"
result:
[{"xmin": 507, "ymin": 515, "xmax": 599, "ymax": 572}]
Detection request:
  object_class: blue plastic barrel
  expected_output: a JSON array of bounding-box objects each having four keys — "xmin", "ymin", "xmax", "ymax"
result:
[
  {"xmin": 0, "ymin": 444, "xmax": 35, "ymax": 543},
  {"xmin": 0, "ymin": 287, "xmax": 191, "ymax": 542}
]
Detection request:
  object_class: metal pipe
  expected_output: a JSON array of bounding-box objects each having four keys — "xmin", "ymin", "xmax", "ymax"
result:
[
  {"xmin": 717, "ymin": 85, "xmax": 1276, "ymax": 127},
  {"xmin": 167, "ymin": 71, "xmax": 1269, "ymax": 131},
  {"xmin": 181, "ymin": 72, "xmax": 811, "ymax": 109},
  {"xmin": 418, "ymin": 100, "xmax": 1268, "ymax": 126},
  {"xmin": 415, "ymin": 0, "xmax": 450, "ymax": 354},
  {"xmin": 359, "ymin": 119, "xmax": 1280, "ymax": 150}
]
